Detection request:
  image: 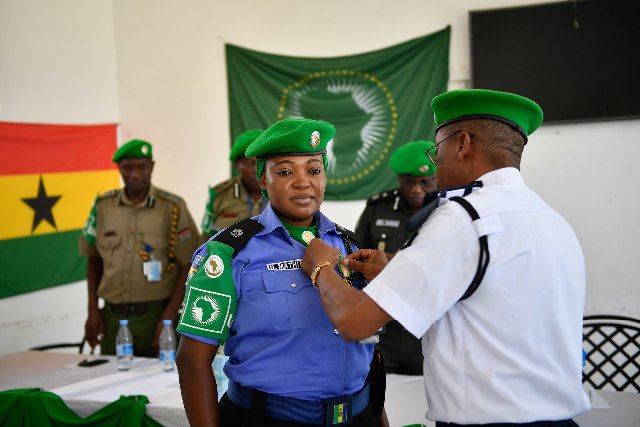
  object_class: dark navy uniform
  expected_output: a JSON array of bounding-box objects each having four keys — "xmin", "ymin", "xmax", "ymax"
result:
[{"xmin": 355, "ymin": 189, "xmax": 423, "ymax": 375}]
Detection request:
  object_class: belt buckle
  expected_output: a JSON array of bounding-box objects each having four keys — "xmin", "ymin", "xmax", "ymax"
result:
[{"xmin": 323, "ymin": 395, "xmax": 353, "ymax": 426}]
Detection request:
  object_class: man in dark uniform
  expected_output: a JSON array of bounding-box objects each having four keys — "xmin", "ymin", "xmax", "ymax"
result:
[
  {"xmin": 200, "ymin": 129, "xmax": 266, "ymax": 241},
  {"xmin": 355, "ymin": 140, "xmax": 437, "ymax": 375},
  {"xmin": 79, "ymin": 139, "xmax": 200, "ymax": 357}
]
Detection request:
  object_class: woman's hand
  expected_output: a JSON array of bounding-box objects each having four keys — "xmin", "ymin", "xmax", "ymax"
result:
[{"xmin": 302, "ymin": 238, "xmax": 341, "ymax": 276}]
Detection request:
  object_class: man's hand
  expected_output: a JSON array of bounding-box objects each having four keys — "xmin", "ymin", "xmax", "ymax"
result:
[
  {"xmin": 84, "ymin": 307, "xmax": 104, "ymax": 349},
  {"xmin": 302, "ymin": 239, "xmax": 341, "ymax": 276},
  {"xmin": 343, "ymin": 249, "xmax": 388, "ymax": 282}
]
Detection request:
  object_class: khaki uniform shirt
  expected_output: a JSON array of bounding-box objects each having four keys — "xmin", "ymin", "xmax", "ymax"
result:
[
  {"xmin": 354, "ymin": 189, "xmax": 414, "ymax": 253},
  {"xmin": 200, "ymin": 176, "xmax": 266, "ymax": 240},
  {"xmin": 79, "ymin": 185, "xmax": 199, "ymax": 304}
]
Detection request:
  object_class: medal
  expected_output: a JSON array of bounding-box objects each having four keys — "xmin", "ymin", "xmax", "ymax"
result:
[{"xmin": 302, "ymin": 230, "xmax": 315, "ymax": 245}]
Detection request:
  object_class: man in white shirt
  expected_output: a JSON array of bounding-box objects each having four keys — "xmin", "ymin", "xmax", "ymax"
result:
[{"xmin": 302, "ymin": 89, "xmax": 590, "ymax": 426}]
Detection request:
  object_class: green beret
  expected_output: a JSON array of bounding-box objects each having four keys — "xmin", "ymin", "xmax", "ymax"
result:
[
  {"xmin": 431, "ymin": 89, "xmax": 543, "ymax": 143},
  {"xmin": 389, "ymin": 140, "xmax": 436, "ymax": 177},
  {"xmin": 112, "ymin": 139, "xmax": 153, "ymax": 163},
  {"xmin": 245, "ymin": 118, "xmax": 335, "ymax": 159},
  {"xmin": 229, "ymin": 129, "xmax": 264, "ymax": 162}
]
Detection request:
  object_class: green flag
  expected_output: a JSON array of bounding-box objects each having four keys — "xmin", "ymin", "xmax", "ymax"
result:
[{"xmin": 226, "ymin": 27, "xmax": 450, "ymax": 200}]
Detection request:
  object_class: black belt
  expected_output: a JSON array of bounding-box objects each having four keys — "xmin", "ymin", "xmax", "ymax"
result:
[
  {"xmin": 227, "ymin": 380, "xmax": 370, "ymax": 425},
  {"xmin": 106, "ymin": 299, "xmax": 168, "ymax": 315}
]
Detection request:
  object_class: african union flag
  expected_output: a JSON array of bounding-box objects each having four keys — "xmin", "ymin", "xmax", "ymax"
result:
[
  {"xmin": 226, "ymin": 26, "xmax": 450, "ymax": 200},
  {"xmin": 0, "ymin": 122, "xmax": 120, "ymax": 298}
]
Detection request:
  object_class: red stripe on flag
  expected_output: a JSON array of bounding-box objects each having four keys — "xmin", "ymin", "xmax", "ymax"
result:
[{"xmin": 0, "ymin": 122, "xmax": 118, "ymax": 175}]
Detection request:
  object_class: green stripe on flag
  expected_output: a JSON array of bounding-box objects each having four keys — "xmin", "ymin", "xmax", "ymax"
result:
[{"xmin": 0, "ymin": 230, "xmax": 85, "ymax": 298}]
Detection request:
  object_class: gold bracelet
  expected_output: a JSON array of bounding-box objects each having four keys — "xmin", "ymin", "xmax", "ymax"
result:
[{"xmin": 310, "ymin": 261, "xmax": 333, "ymax": 288}]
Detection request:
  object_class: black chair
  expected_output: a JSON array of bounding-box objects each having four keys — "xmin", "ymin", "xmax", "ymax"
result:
[
  {"xmin": 582, "ymin": 315, "xmax": 640, "ymax": 392},
  {"xmin": 30, "ymin": 337, "xmax": 92, "ymax": 354}
]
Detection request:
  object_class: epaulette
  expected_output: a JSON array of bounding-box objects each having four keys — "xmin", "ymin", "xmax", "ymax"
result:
[
  {"xmin": 213, "ymin": 177, "xmax": 238, "ymax": 194},
  {"xmin": 335, "ymin": 224, "xmax": 361, "ymax": 246},
  {"xmin": 213, "ymin": 218, "xmax": 264, "ymax": 255},
  {"xmin": 366, "ymin": 189, "xmax": 399, "ymax": 205},
  {"xmin": 156, "ymin": 190, "xmax": 185, "ymax": 204},
  {"xmin": 99, "ymin": 188, "xmax": 120, "ymax": 199}
]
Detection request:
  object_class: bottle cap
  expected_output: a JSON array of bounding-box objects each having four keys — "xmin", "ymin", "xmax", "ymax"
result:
[
  {"xmin": 119, "ymin": 319, "xmax": 129, "ymax": 326},
  {"xmin": 163, "ymin": 319, "xmax": 172, "ymax": 326}
]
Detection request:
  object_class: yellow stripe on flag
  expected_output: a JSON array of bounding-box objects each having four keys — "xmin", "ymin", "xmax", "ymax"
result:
[{"xmin": 0, "ymin": 170, "xmax": 120, "ymax": 240}]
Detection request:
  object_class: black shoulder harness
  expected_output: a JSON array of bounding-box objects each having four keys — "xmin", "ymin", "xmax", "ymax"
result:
[
  {"xmin": 212, "ymin": 218, "xmax": 264, "ymax": 255},
  {"xmin": 401, "ymin": 181, "xmax": 488, "ymax": 301},
  {"xmin": 448, "ymin": 197, "xmax": 490, "ymax": 301}
]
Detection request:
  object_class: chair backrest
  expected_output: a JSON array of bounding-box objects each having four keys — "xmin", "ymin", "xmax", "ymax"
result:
[
  {"xmin": 582, "ymin": 315, "xmax": 640, "ymax": 392},
  {"xmin": 30, "ymin": 337, "xmax": 92, "ymax": 355}
]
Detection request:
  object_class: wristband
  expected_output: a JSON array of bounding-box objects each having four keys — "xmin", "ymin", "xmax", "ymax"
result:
[{"xmin": 310, "ymin": 261, "xmax": 333, "ymax": 288}]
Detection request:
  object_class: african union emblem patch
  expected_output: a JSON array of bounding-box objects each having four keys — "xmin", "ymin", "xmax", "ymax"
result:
[
  {"xmin": 277, "ymin": 70, "xmax": 398, "ymax": 189},
  {"xmin": 180, "ymin": 287, "xmax": 233, "ymax": 335}
]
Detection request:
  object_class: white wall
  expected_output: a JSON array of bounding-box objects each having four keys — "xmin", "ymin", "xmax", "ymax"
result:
[
  {"xmin": 0, "ymin": 0, "xmax": 638, "ymax": 356},
  {"xmin": 0, "ymin": 0, "xmax": 118, "ymax": 354}
]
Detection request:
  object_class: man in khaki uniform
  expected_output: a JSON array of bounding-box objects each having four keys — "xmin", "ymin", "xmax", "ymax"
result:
[
  {"xmin": 79, "ymin": 139, "xmax": 199, "ymax": 357},
  {"xmin": 200, "ymin": 129, "xmax": 267, "ymax": 240}
]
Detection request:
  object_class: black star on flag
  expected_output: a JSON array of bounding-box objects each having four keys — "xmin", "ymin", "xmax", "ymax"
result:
[{"xmin": 21, "ymin": 176, "xmax": 62, "ymax": 233}]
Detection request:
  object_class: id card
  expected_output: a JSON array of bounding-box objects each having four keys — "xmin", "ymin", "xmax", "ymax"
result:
[{"xmin": 144, "ymin": 260, "xmax": 162, "ymax": 282}]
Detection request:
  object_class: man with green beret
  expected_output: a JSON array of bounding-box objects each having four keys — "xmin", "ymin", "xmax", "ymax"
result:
[
  {"xmin": 79, "ymin": 138, "xmax": 200, "ymax": 357},
  {"xmin": 200, "ymin": 129, "xmax": 266, "ymax": 242},
  {"xmin": 354, "ymin": 140, "xmax": 437, "ymax": 375},
  {"xmin": 301, "ymin": 89, "xmax": 590, "ymax": 426}
]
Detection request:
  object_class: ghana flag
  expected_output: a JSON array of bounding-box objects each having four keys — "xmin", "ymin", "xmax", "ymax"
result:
[{"xmin": 0, "ymin": 122, "xmax": 120, "ymax": 298}]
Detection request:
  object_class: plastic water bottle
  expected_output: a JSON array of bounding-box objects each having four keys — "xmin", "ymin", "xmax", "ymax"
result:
[
  {"xmin": 159, "ymin": 319, "xmax": 176, "ymax": 371},
  {"xmin": 116, "ymin": 319, "xmax": 134, "ymax": 371}
]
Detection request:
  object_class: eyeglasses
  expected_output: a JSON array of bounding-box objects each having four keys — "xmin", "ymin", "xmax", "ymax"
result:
[{"xmin": 425, "ymin": 130, "xmax": 462, "ymax": 165}]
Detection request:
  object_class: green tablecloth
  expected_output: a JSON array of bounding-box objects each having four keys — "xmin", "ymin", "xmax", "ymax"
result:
[{"xmin": 0, "ymin": 388, "xmax": 164, "ymax": 426}]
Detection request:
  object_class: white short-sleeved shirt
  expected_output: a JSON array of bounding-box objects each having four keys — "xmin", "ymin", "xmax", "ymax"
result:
[{"xmin": 364, "ymin": 167, "xmax": 590, "ymax": 424}]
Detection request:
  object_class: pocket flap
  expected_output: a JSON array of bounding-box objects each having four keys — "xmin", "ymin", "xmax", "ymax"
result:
[{"xmin": 263, "ymin": 270, "xmax": 312, "ymax": 294}]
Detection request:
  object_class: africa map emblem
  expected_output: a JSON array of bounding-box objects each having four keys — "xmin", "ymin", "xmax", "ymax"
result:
[
  {"xmin": 191, "ymin": 294, "xmax": 221, "ymax": 326},
  {"xmin": 204, "ymin": 255, "xmax": 224, "ymax": 278},
  {"xmin": 277, "ymin": 70, "xmax": 397, "ymax": 189}
]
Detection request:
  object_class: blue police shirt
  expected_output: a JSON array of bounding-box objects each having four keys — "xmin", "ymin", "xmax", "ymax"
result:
[{"xmin": 180, "ymin": 204, "xmax": 373, "ymax": 400}]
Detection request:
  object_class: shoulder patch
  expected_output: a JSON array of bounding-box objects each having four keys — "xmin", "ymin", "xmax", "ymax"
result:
[
  {"xmin": 366, "ymin": 189, "xmax": 399, "ymax": 205},
  {"xmin": 213, "ymin": 177, "xmax": 238, "ymax": 193},
  {"xmin": 156, "ymin": 190, "xmax": 185, "ymax": 204},
  {"xmin": 177, "ymin": 241, "xmax": 237, "ymax": 341},
  {"xmin": 213, "ymin": 218, "xmax": 264, "ymax": 255}
]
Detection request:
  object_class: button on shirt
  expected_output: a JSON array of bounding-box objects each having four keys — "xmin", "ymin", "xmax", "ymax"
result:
[
  {"xmin": 364, "ymin": 168, "xmax": 590, "ymax": 424},
  {"xmin": 184, "ymin": 204, "xmax": 373, "ymax": 400}
]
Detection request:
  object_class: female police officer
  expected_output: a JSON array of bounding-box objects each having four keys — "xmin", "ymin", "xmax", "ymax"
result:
[{"xmin": 175, "ymin": 118, "xmax": 386, "ymax": 427}]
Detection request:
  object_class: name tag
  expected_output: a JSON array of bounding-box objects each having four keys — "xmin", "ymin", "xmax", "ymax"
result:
[
  {"xmin": 266, "ymin": 259, "xmax": 302, "ymax": 271},
  {"xmin": 375, "ymin": 219, "xmax": 400, "ymax": 227}
]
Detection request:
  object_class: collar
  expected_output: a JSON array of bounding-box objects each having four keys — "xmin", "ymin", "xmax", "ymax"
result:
[
  {"xmin": 475, "ymin": 167, "xmax": 523, "ymax": 187},
  {"xmin": 256, "ymin": 204, "xmax": 337, "ymax": 245},
  {"xmin": 119, "ymin": 185, "xmax": 157, "ymax": 208}
]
